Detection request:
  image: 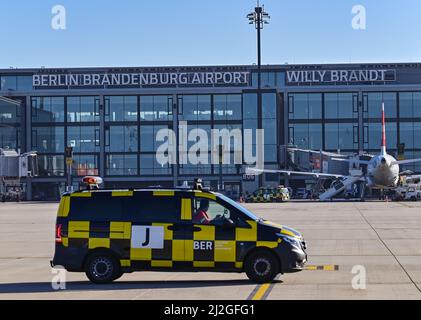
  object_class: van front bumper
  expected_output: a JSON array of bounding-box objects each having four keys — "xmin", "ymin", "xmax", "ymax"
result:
[{"xmin": 275, "ymin": 241, "xmax": 308, "ymax": 273}]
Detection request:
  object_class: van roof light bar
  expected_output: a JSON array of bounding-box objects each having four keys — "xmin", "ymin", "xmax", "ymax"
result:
[{"xmin": 81, "ymin": 176, "xmax": 103, "ymax": 190}]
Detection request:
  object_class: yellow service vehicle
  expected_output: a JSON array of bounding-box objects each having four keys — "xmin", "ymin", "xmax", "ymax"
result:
[
  {"xmin": 51, "ymin": 177, "xmax": 307, "ymax": 284},
  {"xmin": 273, "ymin": 186, "xmax": 291, "ymax": 203},
  {"xmin": 245, "ymin": 186, "xmax": 290, "ymax": 203},
  {"xmin": 245, "ymin": 188, "xmax": 273, "ymax": 203}
]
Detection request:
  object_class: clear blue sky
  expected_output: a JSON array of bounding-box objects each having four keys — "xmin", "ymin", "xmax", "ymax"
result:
[{"xmin": 1, "ymin": 0, "xmax": 421, "ymax": 68}]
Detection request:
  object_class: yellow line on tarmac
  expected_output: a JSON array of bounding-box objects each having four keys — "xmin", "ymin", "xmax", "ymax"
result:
[
  {"xmin": 305, "ymin": 265, "xmax": 339, "ymax": 271},
  {"xmin": 323, "ymin": 265, "xmax": 337, "ymax": 271},
  {"xmin": 248, "ymin": 265, "xmax": 339, "ymax": 300},
  {"xmin": 251, "ymin": 283, "xmax": 271, "ymax": 300},
  {"xmin": 305, "ymin": 265, "xmax": 318, "ymax": 271},
  {"xmin": 248, "ymin": 275, "xmax": 280, "ymax": 300}
]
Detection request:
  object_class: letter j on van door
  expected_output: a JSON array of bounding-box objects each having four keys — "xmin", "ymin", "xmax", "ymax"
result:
[{"xmin": 131, "ymin": 226, "xmax": 164, "ymax": 249}]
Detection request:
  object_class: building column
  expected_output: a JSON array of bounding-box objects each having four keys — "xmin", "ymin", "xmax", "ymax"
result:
[
  {"xmin": 358, "ymin": 91, "xmax": 364, "ymax": 153},
  {"xmin": 25, "ymin": 96, "xmax": 32, "ymax": 200},
  {"xmin": 172, "ymin": 94, "xmax": 178, "ymax": 187},
  {"xmin": 283, "ymin": 91, "xmax": 290, "ymax": 187},
  {"xmin": 99, "ymin": 95, "xmax": 105, "ymax": 179}
]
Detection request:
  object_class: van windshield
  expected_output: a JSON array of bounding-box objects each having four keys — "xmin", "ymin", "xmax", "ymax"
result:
[{"xmin": 217, "ymin": 194, "xmax": 260, "ymax": 221}]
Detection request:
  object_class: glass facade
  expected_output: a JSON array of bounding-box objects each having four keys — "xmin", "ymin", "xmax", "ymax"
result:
[
  {"xmin": 289, "ymin": 93, "xmax": 322, "ymax": 120},
  {"xmin": 32, "ymin": 126, "xmax": 65, "ymax": 153},
  {"xmin": 364, "ymin": 92, "xmax": 397, "ymax": 119},
  {"xmin": 325, "ymin": 123, "xmax": 357, "ymax": 151},
  {"xmin": 243, "ymin": 93, "xmax": 258, "ymax": 158},
  {"xmin": 262, "ymin": 93, "xmax": 277, "ymax": 162},
  {"xmin": 106, "ymin": 126, "xmax": 138, "ymax": 152},
  {"xmin": 288, "ymin": 93, "xmax": 358, "ymax": 152},
  {"xmin": 67, "ymin": 96, "xmax": 99, "ymax": 122},
  {"xmin": 214, "ymin": 95, "xmax": 242, "ymax": 121},
  {"xmin": 72, "ymin": 154, "xmax": 99, "ymax": 177},
  {"xmin": 288, "ymin": 123, "xmax": 323, "ymax": 150},
  {"xmin": 107, "ymin": 154, "xmax": 138, "ymax": 176},
  {"xmin": 363, "ymin": 92, "xmax": 398, "ymax": 154},
  {"xmin": 139, "ymin": 95, "xmax": 173, "ymax": 176},
  {"xmin": 4, "ymin": 65, "xmax": 421, "ymax": 200},
  {"xmin": 37, "ymin": 155, "xmax": 65, "ymax": 177},
  {"xmin": 67, "ymin": 126, "xmax": 100, "ymax": 153},
  {"xmin": 399, "ymin": 92, "xmax": 421, "ymax": 118},
  {"xmin": 325, "ymin": 93, "xmax": 358, "ymax": 119},
  {"xmin": 179, "ymin": 95, "xmax": 211, "ymax": 121},
  {"xmin": 0, "ymin": 75, "xmax": 33, "ymax": 91},
  {"xmin": 30, "ymin": 96, "xmax": 100, "ymax": 178},
  {"xmin": 0, "ymin": 98, "xmax": 21, "ymax": 150},
  {"xmin": 398, "ymin": 92, "xmax": 421, "ymax": 172},
  {"xmin": 286, "ymin": 90, "xmax": 421, "ymax": 169},
  {"xmin": 105, "ymin": 96, "xmax": 138, "ymax": 122},
  {"xmin": 241, "ymin": 92, "xmax": 279, "ymax": 163},
  {"xmin": 32, "ymin": 97, "xmax": 65, "ymax": 123},
  {"xmin": 140, "ymin": 95, "xmax": 172, "ymax": 121}
]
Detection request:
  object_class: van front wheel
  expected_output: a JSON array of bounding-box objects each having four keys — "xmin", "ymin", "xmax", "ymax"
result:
[
  {"xmin": 85, "ymin": 252, "xmax": 121, "ymax": 284},
  {"xmin": 244, "ymin": 250, "xmax": 279, "ymax": 284}
]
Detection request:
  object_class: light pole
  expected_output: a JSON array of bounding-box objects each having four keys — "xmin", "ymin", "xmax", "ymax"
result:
[
  {"xmin": 247, "ymin": 1, "xmax": 270, "ymax": 188},
  {"xmin": 247, "ymin": 1, "xmax": 270, "ymax": 92}
]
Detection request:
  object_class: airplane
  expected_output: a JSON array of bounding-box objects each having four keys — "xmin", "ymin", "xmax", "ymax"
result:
[{"xmin": 247, "ymin": 103, "xmax": 421, "ymax": 199}]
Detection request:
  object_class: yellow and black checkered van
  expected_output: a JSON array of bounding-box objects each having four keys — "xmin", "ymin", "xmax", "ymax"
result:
[
  {"xmin": 246, "ymin": 187, "xmax": 290, "ymax": 203},
  {"xmin": 51, "ymin": 179, "xmax": 307, "ymax": 284}
]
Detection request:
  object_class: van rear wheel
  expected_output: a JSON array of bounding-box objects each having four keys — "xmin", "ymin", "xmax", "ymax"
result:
[
  {"xmin": 85, "ymin": 252, "xmax": 121, "ymax": 284},
  {"xmin": 245, "ymin": 250, "xmax": 279, "ymax": 284}
]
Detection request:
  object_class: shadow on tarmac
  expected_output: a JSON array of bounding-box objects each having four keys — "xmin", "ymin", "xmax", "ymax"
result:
[{"xmin": 0, "ymin": 279, "xmax": 283, "ymax": 294}]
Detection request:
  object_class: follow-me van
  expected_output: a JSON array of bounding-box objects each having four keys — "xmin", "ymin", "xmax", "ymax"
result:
[{"xmin": 51, "ymin": 177, "xmax": 307, "ymax": 284}]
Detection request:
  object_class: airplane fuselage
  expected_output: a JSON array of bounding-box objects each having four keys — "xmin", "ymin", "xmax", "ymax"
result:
[{"xmin": 367, "ymin": 154, "xmax": 400, "ymax": 188}]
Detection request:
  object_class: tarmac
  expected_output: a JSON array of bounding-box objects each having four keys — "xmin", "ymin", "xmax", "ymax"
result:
[{"xmin": 0, "ymin": 200, "xmax": 420, "ymax": 300}]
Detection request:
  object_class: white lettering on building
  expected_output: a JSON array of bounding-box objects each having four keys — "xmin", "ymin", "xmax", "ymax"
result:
[
  {"xmin": 286, "ymin": 69, "xmax": 395, "ymax": 84},
  {"xmin": 32, "ymin": 72, "xmax": 250, "ymax": 88}
]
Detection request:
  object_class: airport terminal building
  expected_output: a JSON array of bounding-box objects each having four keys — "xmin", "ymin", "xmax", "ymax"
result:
[{"xmin": 1, "ymin": 62, "xmax": 421, "ymax": 200}]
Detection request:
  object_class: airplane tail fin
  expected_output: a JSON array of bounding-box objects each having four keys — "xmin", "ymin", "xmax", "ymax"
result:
[{"xmin": 381, "ymin": 102, "xmax": 387, "ymax": 155}]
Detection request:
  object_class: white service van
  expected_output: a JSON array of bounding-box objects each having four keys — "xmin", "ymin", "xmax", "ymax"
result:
[{"xmin": 404, "ymin": 184, "xmax": 421, "ymax": 201}]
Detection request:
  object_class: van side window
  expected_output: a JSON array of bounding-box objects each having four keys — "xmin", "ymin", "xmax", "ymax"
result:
[
  {"xmin": 69, "ymin": 196, "xmax": 124, "ymax": 221},
  {"xmin": 193, "ymin": 198, "xmax": 231, "ymax": 225},
  {"xmin": 128, "ymin": 194, "xmax": 181, "ymax": 223}
]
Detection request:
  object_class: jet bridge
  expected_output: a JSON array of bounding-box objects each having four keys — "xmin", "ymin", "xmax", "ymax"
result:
[{"xmin": 0, "ymin": 149, "xmax": 38, "ymax": 202}]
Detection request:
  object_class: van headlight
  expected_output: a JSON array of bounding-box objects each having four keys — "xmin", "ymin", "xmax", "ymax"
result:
[{"xmin": 277, "ymin": 234, "xmax": 301, "ymax": 249}]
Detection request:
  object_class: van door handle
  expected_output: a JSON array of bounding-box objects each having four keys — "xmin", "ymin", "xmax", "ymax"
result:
[
  {"xmin": 168, "ymin": 225, "xmax": 202, "ymax": 232},
  {"xmin": 179, "ymin": 225, "xmax": 202, "ymax": 232}
]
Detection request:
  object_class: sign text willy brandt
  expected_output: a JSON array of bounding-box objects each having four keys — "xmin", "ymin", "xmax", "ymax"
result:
[
  {"xmin": 33, "ymin": 71, "xmax": 250, "ymax": 88},
  {"xmin": 286, "ymin": 69, "xmax": 396, "ymax": 85}
]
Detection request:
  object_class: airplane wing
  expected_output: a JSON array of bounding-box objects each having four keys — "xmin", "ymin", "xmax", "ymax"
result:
[
  {"xmin": 246, "ymin": 168, "xmax": 345, "ymax": 179},
  {"xmin": 392, "ymin": 158, "xmax": 421, "ymax": 165},
  {"xmin": 399, "ymin": 170, "xmax": 414, "ymax": 176},
  {"xmin": 404, "ymin": 174, "xmax": 421, "ymax": 179}
]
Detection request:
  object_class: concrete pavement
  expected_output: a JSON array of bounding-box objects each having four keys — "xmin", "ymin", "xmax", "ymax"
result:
[{"xmin": 0, "ymin": 201, "xmax": 420, "ymax": 299}]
